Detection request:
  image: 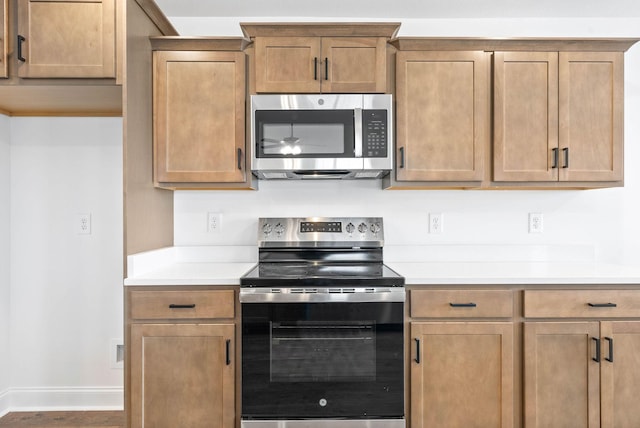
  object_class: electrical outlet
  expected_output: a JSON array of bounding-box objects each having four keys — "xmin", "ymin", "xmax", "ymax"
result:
[
  {"xmin": 207, "ymin": 212, "xmax": 222, "ymax": 233},
  {"xmin": 110, "ymin": 339, "xmax": 124, "ymax": 369},
  {"xmin": 529, "ymin": 212, "xmax": 543, "ymax": 234},
  {"xmin": 429, "ymin": 213, "xmax": 443, "ymax": 234},
  {"xmin": 76, "ymin": 213, "xmax": 91, "ymax": 235}
]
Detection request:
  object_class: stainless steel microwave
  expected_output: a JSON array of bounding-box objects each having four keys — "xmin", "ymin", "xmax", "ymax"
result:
[{"xmin": 250, "ymin": 94, "xmax": 393, "ymax": 179}]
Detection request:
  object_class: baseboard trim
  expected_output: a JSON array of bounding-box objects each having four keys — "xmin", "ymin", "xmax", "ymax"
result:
[
  {"xmin": 0, "ymin": 388, "xmax": 10, "ymax": 418},
  {"xmin": 0, "ymin": 387, "xmax": 123, "ymax": 416}
]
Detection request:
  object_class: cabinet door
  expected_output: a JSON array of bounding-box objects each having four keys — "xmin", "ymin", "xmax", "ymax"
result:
[
  {"xmin": 411, "ymin": 322, "xmax": 514, "ymax": 428},
  {"xmin": 130, "ymin": 323, "xmax": 235, "ymax": 428},
  {"xmin": 254, "ymin": 37, "xmax": 321, "ymax": 93},
  {"xmin": 494, "ymin": 52, "xmax": 559, "ymax": 182},
  {"xmin": 320, "ymin": 37, "xmax": 386, "ymax": 93},
  {"xmin": 600, "ymin": 321, "xmax": 640, "ymax": 428},
  {"xmin": 396, "ymin": 51, "xmax": 488, "ymax": 182},
  {"xmin": 17, "ymin": 0, "xmax": 115, "ymax": 78},
  {"xmin": 524, "ymin": 322, "xmax": 600, "ymax": 428},
  {"xmin": 154, "ymin": 50, "xmax": 246, "ymax": 184},
  {"xmin": 1, "ymin": 0, "xmax": 6, "ymax": 78},
  {"xmin": 559, "ymin": 52, "xmax": 623, "ymax": 182}
]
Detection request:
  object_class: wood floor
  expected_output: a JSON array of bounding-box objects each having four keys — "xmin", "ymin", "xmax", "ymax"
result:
[{"xmin": 0, "ymin": 412, "xmax": 124, "ymax": 428}]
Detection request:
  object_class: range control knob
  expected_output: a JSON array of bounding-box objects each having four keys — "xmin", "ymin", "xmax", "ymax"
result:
[
  {"xmin": 262, "ymin": 223, "xmax": 273, "ymax": 236},
  {"xmin": 274, "ymin": 223, "xmax": 285, "ymax": 236},
  {"xmin": 358, "ymin": 222, "xmax": 368, "ymax": 234},
  {"xmin": 345, "ymin": 222, "xmax": 355, "ymax": 234},
  {"xmin": 370, "ymin": 222, "xmax": 381, "ymax": 234}
]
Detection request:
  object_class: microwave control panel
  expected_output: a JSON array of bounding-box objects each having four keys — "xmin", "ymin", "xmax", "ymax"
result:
[{"xmin": 362, "ymin": 110, "xmax": 388, "ymax": 158}]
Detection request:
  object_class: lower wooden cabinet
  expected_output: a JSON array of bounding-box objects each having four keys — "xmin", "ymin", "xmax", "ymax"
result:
[
  {"xmin": 126, "ymin": 287, "xmax": 237, "ymax": 428},
  {"xmin": 409, "ymin": 289, "xmax": 515, "ymax": 428},
  {"xmin": 130, "ymin": 323, "xmax": 235, "ymax": 428},
  {"xmin": 411, "ymin": 322, "xmax": 514, "ymax": 428},
  {"xmin": 524, "ymin": 290, "xmax": 640, "ymax": 428}
]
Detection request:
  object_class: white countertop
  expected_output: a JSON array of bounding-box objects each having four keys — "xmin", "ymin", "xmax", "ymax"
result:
[{"xmin": 124, "ymin": 246, "xmax": 640, "ymax": 286}]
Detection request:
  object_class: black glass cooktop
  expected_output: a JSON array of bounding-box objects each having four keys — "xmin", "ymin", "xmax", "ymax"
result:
[{"xmin": 240, "ymin": 262, "xmax": 405, "ymax": 287}]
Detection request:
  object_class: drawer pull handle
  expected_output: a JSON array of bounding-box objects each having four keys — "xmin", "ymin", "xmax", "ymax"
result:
[
  {"xmin": 414, "ymin": 338, "xmax": 421, "ymax": 364},
  {"xmin": 314, "ymin": 57, "xmax": 318, "ymax": 80},
  {"xmin": 168, "ymin": 304, "xmax": 196, "ymax": 309},
  {"xmin": 450, "ymin": 302, "xmax": 477, "ymax": 308},
  {"xmin": 225, "ymin": 339, "xmax": 231, "ymax": 365},
  {"xmin": 605, "ymin": 337, "xmax": 614, "ymax": 363},
  {"xmin": 324, "ymin": 57, "xmax": 329, "ymax": 80},
  {"xmin": 592, "ymin": 337, "xmax": 601, "ymax": 363},
  {"xmin": 562, "ymin": 147, "xmax": 569, "ymax": 168},
  {"xmin": 588, "ymin": 302, "xmax": 617, "ymax": 308},
  {"xmin": 551, "ymin": 148, "xmax": 559, "ymax": 169}
]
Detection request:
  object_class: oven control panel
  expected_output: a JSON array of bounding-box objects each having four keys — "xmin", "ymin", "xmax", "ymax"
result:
[{"xmin": 259, "ymin": 217, "xmax": 384, "ymax": 246}]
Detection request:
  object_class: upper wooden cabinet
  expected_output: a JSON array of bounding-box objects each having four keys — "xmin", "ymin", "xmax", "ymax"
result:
[
  {"xmin": 494, "ymin": 50, "xmax": 625, "ymax": 183},
  {"xmin": 1, "ymin": 0, "xmax": 7, "ymax": 78},
  {"xmin": 394, "ymin": 49, "xmax": 490, "ymax": 183},
  {"xmin": 152, "ymin": 38, "xmax": 255, "ymax": 189},
  {"xmin": 241, "ymin": 23, "xmax": 399, "ymax": 94},
  {"xmin": 16, "ymin": 0, "xmax": 116, "ymax": 78}
]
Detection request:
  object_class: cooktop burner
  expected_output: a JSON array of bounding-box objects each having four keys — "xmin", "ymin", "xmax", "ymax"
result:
[{"xmin": 241, "ymin": 262, "xmax": 404, "ymax": 287}]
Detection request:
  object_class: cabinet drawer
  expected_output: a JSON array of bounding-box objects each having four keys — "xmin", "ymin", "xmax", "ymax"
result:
[
  {"xmin": 524, "ymin": 290, "xmax": 640, "ymax": 318},
  {"xmin": 130, "ymin": 289, "xmax": 235, "ymax": 320},
  {"xmin": 411, "ymin": 289, "xmax": 513, "ymax": 318}
]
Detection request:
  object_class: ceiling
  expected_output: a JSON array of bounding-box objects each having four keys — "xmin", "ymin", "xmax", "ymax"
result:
[{"xmin": 154, "ymin": 0, "xmax": 640, "ymax": 19}]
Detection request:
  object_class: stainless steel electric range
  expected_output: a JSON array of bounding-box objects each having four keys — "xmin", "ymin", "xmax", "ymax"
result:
[{"xmin": 240, "ymin": 217, "xmax": 405, "ymax": 428}]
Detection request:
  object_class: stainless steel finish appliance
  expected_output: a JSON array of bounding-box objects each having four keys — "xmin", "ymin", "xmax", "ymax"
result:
[
  {"xmin": 240, "ymin": 217, "xmax": 405, "ymax": 428},
  {"xmin": 250, "ymin": 95, "xmax": 393, "ymax": 179}
]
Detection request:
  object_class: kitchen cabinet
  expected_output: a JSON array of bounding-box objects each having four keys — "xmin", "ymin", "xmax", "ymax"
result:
[
  {"xmin": 16, "ymin": 0, "xmax": 116, "ymax": 78},
  {"xmin": 0, "ymin": 0, "xmax": 124, "ymax": 115},
  {"xmin": 152, "ymin": 38, "xmax": 255, "ymax": 189},
  {"xmin": 394, "ymin": 49, "xmax": 490, "ymax": 183},
  {"xmin": 410, "ymin": 289, "xmax": 514, "ymax": 428},
  {"xmin": 241, "ymin": 23, "xmax": 399, "ymax": 94},
  {"xmin": 524, "ymin": 290, "xmax": 640, "ymax": 428},
  {"xmin": 1, "ymin": 0, "xmax": 6, "ymax": 78},
  {"xmin": 126, "ymin": 287, "xmax": 237, "ymax": 428},
  {"xmin": 494, "ymin": 51, "xmax": 624, "ymax": 183}
]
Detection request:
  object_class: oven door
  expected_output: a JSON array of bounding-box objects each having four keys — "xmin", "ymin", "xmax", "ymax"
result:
[{"xmin": 241, "ymin": 296, "xmax": 404, "ymax": 420}]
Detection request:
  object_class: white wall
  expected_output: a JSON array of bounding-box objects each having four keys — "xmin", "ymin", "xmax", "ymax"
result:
[
  {"xmin": 8, "ymin": 117, "xmax": 123, "ymax": 409},
  {"xmin": 173, "ymin": 16, "xmax": 640, "ymax": 266},
  {"xmin": 0, "ymin": 115, "xmax": 11, "ymax": 405}
]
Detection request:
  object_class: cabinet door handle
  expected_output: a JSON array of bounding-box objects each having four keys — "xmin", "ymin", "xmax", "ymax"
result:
[
  {"xmin": 588, "ymin": 302, "xmax": 617, "ymax": 308},
  {"xmin": 562, "ymin": 147, "xmax": 569, "ymax": 168},
  {"xmin": 237, "ymin": 148, "xmax": 243, "ymax": 170},
  {"xmin": 324, "ymin": 57, "xmax": 328, "ymax": 80},
  {"xmin": 17, "ymin": 35, "xmax": 26, "ymax": 62},
  {"xmin": 605, "ymin": 337, "xmax": 614, "ymax": 363},
  {"xmin": 314, "ymin": 57, "xmax": 318, "ymax": 80},
  {"xmin": 168, "ymin": 304, "xmax": 196, "ymax": 309},
  {"xmin": 414, "ymin": 338, "xmax": 421, "ymax": 364},
  {"xmin": 592, "ymin": 337, "xmax": 601, "ymax": 363},
  {"xmin": 449, "ymin": 302, "xmax": 477, "ymax": 308},
  {"xmin": 225, "ymin": 339, "xmax": 231, "ymax": 365},
  {"xmin": 399, "ymin": 147, "xmax": 405, "ymax": 169},
  {"xmin": 551, "ymin": 148, "xmax": 559, "ymax": 169}
]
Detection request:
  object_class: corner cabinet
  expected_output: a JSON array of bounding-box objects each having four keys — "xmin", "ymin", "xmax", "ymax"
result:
[
  {"xmin": 524, "ymin": 290, "xmax": 640, "ymax": 428},
  {"xmin": 126, "ymin": 287, "xmax": 238, "ymax": 428},
  {"xmin": 151, "ymin": 38, "xmax": 255, "ymax": 189},
  {"xmin": 410, "ymin": 289, "xmax": 515, "ymax": 428},
  {"xmin": 494, "ymin": 49, "xmax": 626, "ymax": 184},
  {"xmin": 16, "ymin": 0, "xmax": 116, "ymax": 78},
  {"xmin": 241, "ymin": 23, "xmax": 399, "ymax": 94}
]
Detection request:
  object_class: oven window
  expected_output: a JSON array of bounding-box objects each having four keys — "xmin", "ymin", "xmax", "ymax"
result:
[{"xmin": 270, "ymin": 321, "xmax": 375, "ymax": 383}]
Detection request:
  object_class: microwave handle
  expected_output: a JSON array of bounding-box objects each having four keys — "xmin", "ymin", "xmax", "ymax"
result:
[{"xmin": 354, "ymin": 108, "xmax": 363, "ymax": 158}]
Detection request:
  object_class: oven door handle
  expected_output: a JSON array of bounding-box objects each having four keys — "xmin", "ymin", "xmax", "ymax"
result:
[{"xmin": 414, "ymin": 338, "xmax": 421, "ymax": 364}]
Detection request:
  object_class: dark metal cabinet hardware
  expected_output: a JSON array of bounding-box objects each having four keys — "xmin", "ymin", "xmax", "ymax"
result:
[{"xmin": 168, "ymin": 304, "xmax": 196, "ymax": 309}]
